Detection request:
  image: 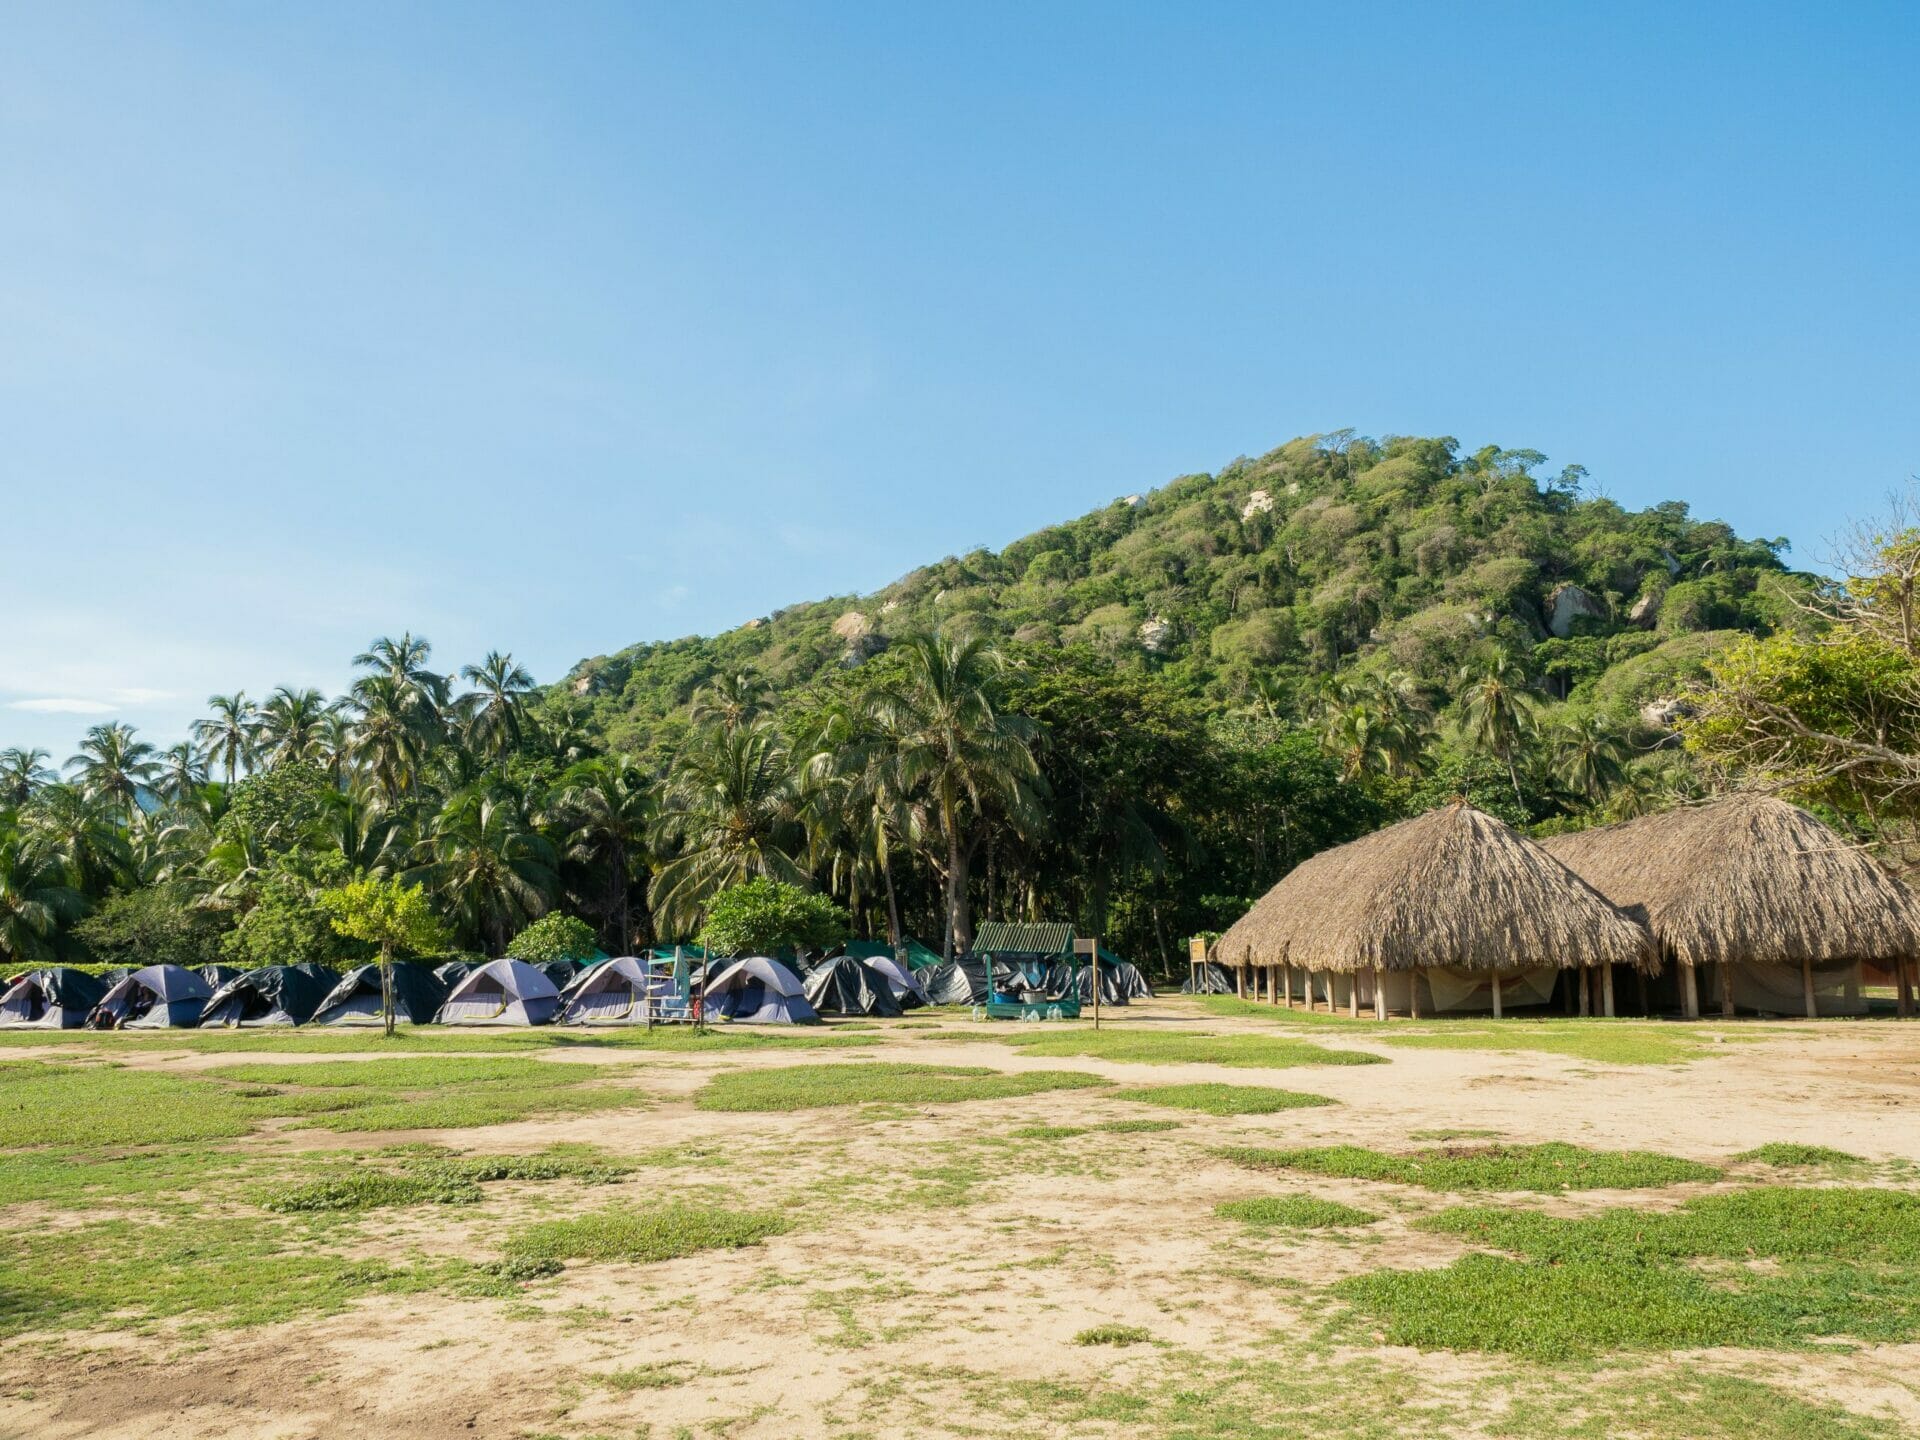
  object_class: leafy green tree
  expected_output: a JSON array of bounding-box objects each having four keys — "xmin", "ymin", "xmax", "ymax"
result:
[
  {"xmin": 697, "ymin": 877, "xmax": 849, "ymax": 958},
  {"xmin": 0, "ymin": 748, "xmax": 55, "ymax": 807},
  {"xmin": 255, "ymin": 686, "xmax": 333, "ymax": 768},
  {"xmin": 457, "ymin": 651, "xmax": 536, "ymax": 758},
  {"xmin": 1553, "ymin": 713, "xmax": 1633, "ymax": 803},
  {"xmin": 0, "ymin": 829, "xmax": 82, "ymax": 967},
  {"xmin": 1458, "ymin": 652, "xmax": 1541, "ymax": 809},
  {"xmin": 505, "ymin": 912, "xmax": 599, "ymax": 963},
  {"xmin": 193, "ymin": 693, "xmax": 256, "ymax": 785},
  {"xmin": 649, "ymin": 717, "xmax": 804, "ymax": 937},
  {"xmin": 555, "ymin": 754, "xmax": 656, "ymax": 954},
  {"xmin": 318, "ymin": 876, "xmax": 449, "ymax": 1035},
  {"xmin": 20, "ymin": 785, "xmax": 130, "ymax": 899},
  {"xmin": 867, "ymin": 630, "xmax": 1040, "ymax": 957},
  {"xmin": 66, "ymin": 722, "xmax": 159, "ymax": 820},
  {"xmin": 74, "ymin": 885, "xmax": 228, "ymax": 971},
  {"xmin": 412, "ymin": 791, "xmax": 557, "ymax": 954}
]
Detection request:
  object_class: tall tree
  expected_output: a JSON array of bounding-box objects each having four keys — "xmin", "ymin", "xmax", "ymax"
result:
[
  {"xmin": 1458, "ymin": 652, "xmax": 1540, "ymax": 810},
  {"xmin": 457, "ymin": 651, "xmax": 536, "ymax": 758},
  {"xmin": 0, "ymin": 830, "xmax": 82, "ymax": 967},
  {"xmin": 255, "ymin": 686, "xmax": 333, "ymax": 768},
  {"xmin": 67, "ymin": 722, "xmax": 159, "ymax": 820},
  {"xmin": 867, "ymin": 631, "xmax": 1040, "ymax": 957},
  {"xmin": 411, "ymin": 790, "xmax": 558, "ymax": 954},
  {"xmin": 555, "ymin": 754, "xmax": 656, "ymax": 954},
  {"xmin": 193, "ymin": 693, "xmax": 257, "ymax": 785},
  {"xmin": 0, "ymin": 748, "xmax": 55, "ymax": 807}
]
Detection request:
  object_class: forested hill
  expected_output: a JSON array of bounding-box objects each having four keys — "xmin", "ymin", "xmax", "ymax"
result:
[{"xmin": 562, "ymin": 432, "xmax": 1802, "ymax": 755}]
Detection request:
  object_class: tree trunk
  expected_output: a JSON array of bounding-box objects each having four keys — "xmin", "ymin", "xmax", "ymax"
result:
[
  {"xmin": 883, "ymin": 856, "xmax": 902, "ymax": 947},
  {"xmin": 945, "ymin": 829, "xmax": 972, "ymax": 959},
  {"xmin": 380, "ymin": 941, "xmax": 395, "ymax": 1038}
]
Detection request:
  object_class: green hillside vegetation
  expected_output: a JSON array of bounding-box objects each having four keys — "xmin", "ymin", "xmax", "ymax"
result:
[{"xmin": 0, "ymin": 433, "xmax": 1812, "ymax": 976}]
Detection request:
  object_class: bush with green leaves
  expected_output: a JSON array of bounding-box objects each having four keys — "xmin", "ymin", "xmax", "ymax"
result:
[
  {"xmin": 506, "ymin": 913, "xmax": 600, "ymax": 964},
  {"xmin": 696, "ymin": 878, "xmax": 849, "ymax": 957}
]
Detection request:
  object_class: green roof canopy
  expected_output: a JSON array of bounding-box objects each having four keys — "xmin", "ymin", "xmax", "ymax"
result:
[{"xmin": 971, "ymin": 922, "xmax": 1075, "ymax": 957}]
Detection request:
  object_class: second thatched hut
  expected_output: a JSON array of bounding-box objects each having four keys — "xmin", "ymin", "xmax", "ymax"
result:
[
  {"xmin": 1215, "ymin": 800, "xmax": 1655, "ymax": 1018},
  {"xmin": 1542, "ymin": 793, "xmax": 1920, "ymax": 1018}
]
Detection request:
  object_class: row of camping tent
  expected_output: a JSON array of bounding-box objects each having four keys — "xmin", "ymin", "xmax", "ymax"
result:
[{"xmin": 0, "ymin": 947, "xmax": 1158, "ymax": 1030}]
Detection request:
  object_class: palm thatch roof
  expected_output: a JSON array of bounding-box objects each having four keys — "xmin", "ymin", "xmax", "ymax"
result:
[
  {"xmin": 1541, "ymin": 793, "xmax": 1920, "ymax": 968},
  {"xmin": 1215, "ymin": 800, "xmax": 1655, "ymax": 975}
]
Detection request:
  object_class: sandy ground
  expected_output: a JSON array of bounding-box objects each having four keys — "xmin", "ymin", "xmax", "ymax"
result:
[{"xmin": 3, "ymin": 1000, "xmax": 1918, "ymax": 1440}]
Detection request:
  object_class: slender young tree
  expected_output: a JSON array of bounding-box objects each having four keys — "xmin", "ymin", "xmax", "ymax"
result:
[{"xmin": 193, "ymin": 693, "xmax": 257, "ymax": 785}]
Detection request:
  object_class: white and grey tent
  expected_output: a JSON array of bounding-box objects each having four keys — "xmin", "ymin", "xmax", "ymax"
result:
[
  {"xmin": 864, "ymin": 953, "xmax": 928, "ymax": 1008},
  {"xmin": 88, "ymin": 964, "xmax": 213, "ymax": 1029},
  {"xmin": 561, "ymin": 956, "xmax": 693, "ymax": 1025},
  {"xmin": 0, "ymin": 967, "xmax": 109, "ymax": 1028},
  {"xmin": 311, "ymin": 962, "xmax": 449, "ymax": 1026},
  {"xmin": 200, "ymin": 963, "xmax": 340, "ymax": 1027},
  {"xmin": 703, "ymin": 956, "xmax": 819, "ymax": 1024},
  {"xmin": 803, "ymin": 955, "xmax": 904, "ymax": 1017},
  {"xmin": 1180, "ymin": 961, "xmax": 1235, "ymax": 995},
  {"xmin": 435, "ymin": 959, "xmax": 561, "ymax": 1026}
]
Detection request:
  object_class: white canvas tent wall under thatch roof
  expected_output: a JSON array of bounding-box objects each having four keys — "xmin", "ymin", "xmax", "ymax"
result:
[
  {"xmin": 1542, "ymin": 793, "xmax": 1920, "ymax": 1018},
  {"xmin": 1215, "ymin": 800, "xmax": 1654, "ymax": 1018}
]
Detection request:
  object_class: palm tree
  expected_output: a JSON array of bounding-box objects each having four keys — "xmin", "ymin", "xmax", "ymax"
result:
[
  {"xmin": 157, "ymin": 742, "xmax": 208, "ymax": 804},
  {"xmin": 555, "ymin": 754, "xmax": 656, "ymax": 953},
  {"xmin": 354, "ymin": 633, "xmax": 449, "ymax": 725},
  {"xmin": 866, "ymin": 631, "xmax": 1040, "ymax": 957},
  {"xmin": 193, "ymin": 693, "xmax": 257, "ymax": 785},
  {"xmin": 314, "ymin": 789, "xmax": 404, "ymax": 878},
  {"xmin": 457, "ymin": 651, "xmax": 535, "ymax": 758},
  {"xmin": 0, "ymin": 748, "xmax": 55, "ymax": 807},
  {"xmin": 795, "ymin": 704, "xmax": 913, "ymax": 941},
  {"xmin": 648, "ymin": 718, "xmax": 805, "ymax": 937},
  {"xmin": 0, "ymin": 830, "xmax": 82, "ymax": 967},
  {"xmin": 689, "ymin": 671, "xmax": 774, "ymax": 734},
  {"xmin": 19, "ymin": 785, "xmax": 130, "ymax": 899},
  {"xmin": 411, "ymin": 790, "xmax": 558, "ymax": 954},
  {"xmin": 345, "ymin": 674, "xmax": 432, "ymax": 804},
  {"xmin": 1554, "ymin": 714, "xmax": 1633, "ymax": 803},
  {"xmin": 255, "ymin": 686, "xmax": 333, "ymax": 768},
  {"xmin": 66, "ymin": 722, "xmax": 159, "ymax": 820},
  {"xmin": 1459, "ymin": 653, "xmax": 1541, "ymax": 810}
]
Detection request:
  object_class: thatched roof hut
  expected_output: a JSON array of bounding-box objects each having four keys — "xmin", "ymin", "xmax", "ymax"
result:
[
  {"xmin": 1541, "ymin": 794, "xmax": 1920, "ymax": 1016},
  {"xmin": 1216, "ymin": 801, "xmax": 1655, "ymax": 986}
]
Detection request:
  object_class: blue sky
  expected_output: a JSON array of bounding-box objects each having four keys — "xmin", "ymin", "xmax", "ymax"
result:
[{"xmin": 2, "ymin": 2, "xmax": 1915, "ymax": 758}]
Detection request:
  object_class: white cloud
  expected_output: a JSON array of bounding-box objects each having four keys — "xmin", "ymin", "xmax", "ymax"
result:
[{"xmin": 7, "ymin": 697, "xmax": 117, "ymax": 715}]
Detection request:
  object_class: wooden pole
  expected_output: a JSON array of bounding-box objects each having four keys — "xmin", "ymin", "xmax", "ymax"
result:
[
  {"xmin": 1282, "ymin": 962, "xmax": 1293, "ymax": 1009},
  {"xmin": 1802, "ymin": 954, "xmax": 1817, "ymax": 1020},
  {"xmin": 1490, "ymin": 970, "xmax": 1503, "ymax": 1020},
  {"xmin": 1348, "ymin": 973, "xmax": 1359, "ymax": 1019},
  {"xmin": 1681, "ymin": 960, "xmax": 1699, "ymax": 1020},
  {"xmin": 1601, "ymin": 962, "xmax": 1615, "ymax": 1018},
  {"xmin": 1374, "ymin": 965, "xmax": 1387, "ymax": 1021},
  {"xmin": 1408, "ymin": 968, "xmax": 1421, "ymax": 1020},
  {"xmin": 1899, "ymin": 958, "xmax": 1914, "ymax": 1019},
  {"xmin": 1719, "ymin": 960, "xmax": 1734, "ymax": 1017},
  {"xmin": 1235, "ymin": 963, "xmax": 1246, "ymax": 1000}
]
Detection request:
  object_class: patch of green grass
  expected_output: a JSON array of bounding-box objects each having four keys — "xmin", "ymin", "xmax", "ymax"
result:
[
  {"xmin": 259, "ymin": 1145, "xmax": 632, "ymax": 1212},
  {"xmin": 1408, "ymin": 1127, "xmax": 1501, "ymax": 1141},
  {"xmin": 0, "ymin": 1025, "xmax": 873, "ymax": 1055},
  {"xmin": 1114, "ymin": 1082, "xmax": 1335, "ymax": 1115},
  {"xmin": 992, "ymin": 1028, "xmax": 1382, "ymax": 1069},
  {"xmin": 0, "ymin": 1215, "xmax": 463, "ymax": 1335},
  {"xmin": 1338, "ymin": 1186, "xmax": 1920, "ymax": 1357},
  {"xmin": 692, "ymin": 1062, "xmax": 1107, "ymax": 1112},
  {"xmin": 1073, "ymin": 1324, "xmax": 1151, "ymax": 1346},
  {"xmin": 0, "ymin": 1060, "xmax": 262, "ymax": 1146},
  {"xmin": 1215, "ymin": 1195, "xmax": 1379, "ymax": 1229},
  {"xmin": 1381, "ymin": 1022, "xmax": 1720, "ymax": 1066},
  {"xmin": 1220, "ymin": 1141, "xmax": 1719, "ymax": 1192},
  {"xmin": 506, "ymin": 1203, "xmax": 789, "ymax": 1265},
  {"xmin": 1094, "ymin": 1119, "xmax": 1182, "ymax": 1134},
  {"xmin": 599, "ymin": 1362, "xmax": 696, "ymax": 1391},
  {"xmin": 1737, "ymin": 1142, "xmax": 1866, "ymax": 1169},
  {"xmin": 1008, "ymin": 1124, "xmax": 1088, "ymax": 1139},
  {"xmin": 1008, "ymin": 1118, "xmax": 1184, "ymax": 1140},
  {"xmin": 206, "ymin": 1056, "xmax": 584, "ymax": 1088}
]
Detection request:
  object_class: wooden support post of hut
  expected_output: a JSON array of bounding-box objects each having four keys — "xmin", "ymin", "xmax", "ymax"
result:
[
  {"xmin": 1578, "ymin": 965, "xmax": 1591, "ymax": 1017},
  {"xmin": 1801, "ymin": 955, "xmax": 1818, "ymax": 1019},
  {"xmin": 1282, "ymin": 963, "xmax": 1293, "ymax": 1008},
  {"xmin": 1235, "ymin": 963, "xmax": 1246, "ymax": 1000},
  {"xmin": 1601, "ymin": 962, "xmax": 1615, "ymax": 1017},
  {"xmin": 1374, "ymin": 965, "xmax": 1387, "ymax": 1021},
  {"xmin": 1348, "ymin": 976, "xmax": 1359, "ymax": 1018},
  {"xmin": 1720, "ymin": 960, "xmax": 1735, "ymax": 1018},
  {"xmin": 1899, "ymin": 959, "xmax": 1914, "ymax": 1019},
  {"xmin": 1680, "ymin": 961, "xmax": 1700, "ymax": 1019},
  {"xmin": 1490, "ymin": 970, "xmax": 1503, "ymax": 1019},
  {"xmin": 1408, "ymin": 969, "xmax": 1421, "ymax": 1020}
]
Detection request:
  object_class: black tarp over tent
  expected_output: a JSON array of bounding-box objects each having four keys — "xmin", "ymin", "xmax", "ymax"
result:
[
  {"xmin": 312, "ymin": 962, "xmax": 449, "ymax": 1026},
  {"xmin": 1180, "ymin": 962, "xmax": 1236, "ymax": 995},
  {"xmin": 0, "ymin": 967, "xmax": 108, "ymax": 1028},
  {"xmin": 201, "ymin": 963, "xmax": 340, "ymax": 1027},
  {"xmin": 920, "ymin": 958, "xmax": 991, "ymax": 1006},
  {"xmin": 802, "ymin": 956, "xmax": 903, "ymax": 1017}
]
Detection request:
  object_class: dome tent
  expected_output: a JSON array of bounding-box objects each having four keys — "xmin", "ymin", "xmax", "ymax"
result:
[
  {"xmin": 311, "ymin": 962, "xmax": 449, "ymax": 1026},
  {"xmin": 435, "ymin": 959, "xmax": 562, "ymax": 1026},
  {"xmin": 88, "ymin": 965, "xmax": 215, "ymax": 1029},
  {"xmin": 704, "ymin": 956, "xmax": 818, "ymax": 1024},
  {"xmin": 562, "ymin": 956, "xmax": 694, "ymax": 1025},
  {"xmin": 201, "ymin": 963, "xmax": 341, "ymax": 1027},
  {"xmin": 920, "ymin": 958, "xmax": 990, "ymax": 1006},
  {"xmin": 0, "ymin": 967, "xmax": 108, "ymax": 1029},
  {"xmin": 802, "ymin": 955, "xmax": 904, "ymax": 1017}
]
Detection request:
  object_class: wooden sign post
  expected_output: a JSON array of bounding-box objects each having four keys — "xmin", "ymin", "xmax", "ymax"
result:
[
  {"xmin": 1188, "ymin": 936, "xmax": 1206, "ymax": 996},
  {"xmin": 1075, "ymin": 937, "xmax": 1101, "ymax": 1030}
]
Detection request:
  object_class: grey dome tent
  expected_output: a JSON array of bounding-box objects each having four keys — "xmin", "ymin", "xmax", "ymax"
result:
[
  {"xmin": 920, "ymin": 958, "xmax": 991, "ymax": 1006},
  {"xmin": 312, "ymin": 962, "xmax": 449, "ymax": 1026},
  {"xmin": 704, "ymin": 957, "xmax": 818, "ymax": 1024},
  {"xmin": 802, "ymin": 956, "xmax": 904, "ymax": 1017},
  {"xmin": 0, "ymin": 967, "xmax": 108, "ymax": 1028},
  {"xmin": 561, "ymin": 956, "xmax": 693, "ymax": 1025},
  {"xmin": 201, "ymin": 963, "xmax": 341, "ymax": 1027},
  {"xmin": 436, "ymin": 959, "xmax": 561, "ymax": 1026},
  {"xmin": 88, "ymin": 964, "xmax": 214, "ymax": 1029},
  {"xmin": 865, "ymin": 953, "xmax": 928, "ymax": 1008}
]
